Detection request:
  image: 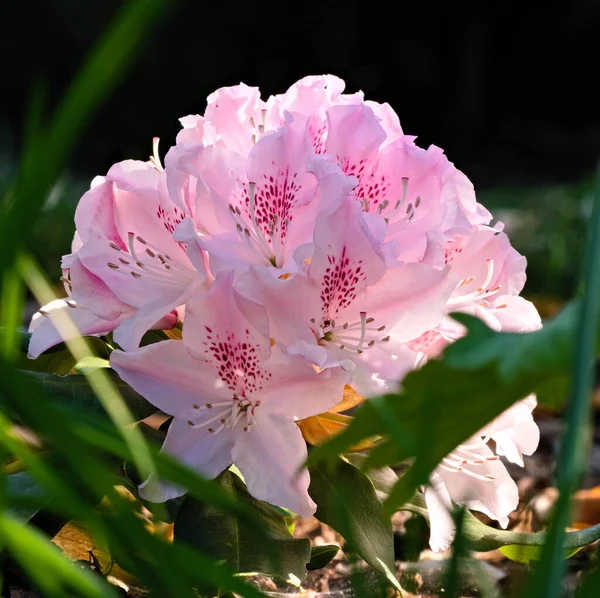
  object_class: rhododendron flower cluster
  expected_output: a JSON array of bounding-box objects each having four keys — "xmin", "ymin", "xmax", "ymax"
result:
[{"xmin": 29, "ymin": 75, "xmax": 542, "ymax": 551}]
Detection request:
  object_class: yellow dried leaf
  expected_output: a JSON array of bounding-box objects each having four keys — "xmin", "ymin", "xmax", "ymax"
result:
[
  {"xmin": 298, "ymin": 411, "xmax": 377, "ymax": 452},
  {"xmin": 329, "ymin": 385, "xmax": 365, "ymax": 413}
]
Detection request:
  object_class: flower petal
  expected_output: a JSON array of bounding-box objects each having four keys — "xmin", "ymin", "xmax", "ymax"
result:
[
  {"xmin": 28, "ymin": 299, "xmax": 125, "ymax": 359},
  {"xmin": 139, "ymin": 418, "xmax": 236, "ymax": 503},
  {"xmin": 110, "ymin": 340, "xmax": 229, "ymax": 418},
  {"xmin": 424, "ymin": 473, "xmax": 455, "ymax": 552},
  {"xmin": 183, "ymin": 271, "xmax": 272, "ymax": 364},
  {"xmin": 260, "ymin": 344, "xmax": 348, "ymax": 420},
  {"xmin": 436, "ymin": 443, "xmax": 519, "ymax": 527},
  {"xmin": 233, "ymin": 412, "xmax": 315, "ymax": 516}
]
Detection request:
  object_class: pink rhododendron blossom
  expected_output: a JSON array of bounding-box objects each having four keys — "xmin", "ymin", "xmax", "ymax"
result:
[
  {"xmin": 171, "ymin": 117, "xmax": 352, "ymax": 276},
  {"xmin": 408, "ymin": 225, "xmax": 542, "ymax": 361},
  {"xmin": 110, "ymin": 274, "xmax": 347, "ymax": 516},
  {"xmin": 30, "ymin": 160, "xmax": 207, "ymax": 354},
  {"xmin": 239, "ymin": 196, "xmax": 457, "ymax": 396},
  {"xmin": 28, "ymin": 75, "xmax": 542, "ymax": 542},
  {"xmin": 425, "ymin": 396, "xmax": 539, "ymax": 552}
]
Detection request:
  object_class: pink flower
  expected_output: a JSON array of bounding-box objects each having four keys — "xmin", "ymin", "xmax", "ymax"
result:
[
  {"xmin": 171, "ymin": 117, "xmax": 352, "ymax": 275},
  {"xmin": 316, "ymin": 103, "xmax": 492, "ymax": 262},
  {"xmin": 425, "ymin": 396, "xmax": 539, "ymax": 551},
  {"xmin": 30, "ymin": 160, "xmax": 207, "ymax": 355},
  {"xmin": 110, "ymin": 273, "xmax": 347, "ymax": 516},
  {"xmin": 408, "ymin": 225, "xmax": 542, "ymax": 360},
  {"xmin": 239, "ymin": 196, "xmax": 457, "ymax": 396}
]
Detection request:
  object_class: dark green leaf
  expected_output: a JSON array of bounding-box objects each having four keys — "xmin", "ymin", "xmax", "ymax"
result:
[
  {"xmin": 308, "ymin": 458, "xmax": 395, "ymax": 580},
  {"xmin": 345, "ymin": 453, "xmax": 401, "ymax": 497},
  {"xmin": 307, "ymin": 544, "xmax": 339, "ymax": 570},
  {"xmin": 7, "ymin": 471, "xmax": 54, "ymax": 522},
  {"xmin": 14, "ymin": 370, "xmax": 156, "ymax": 421},
  {"xmin": 16, "ymin": 336, "xmax": 110, "ymax": 376},
  {"xmin": 174, "ymin": 471, "xmax": 310, "ymax": 581},
  {"xmin": 139, "ymin": 329, "xmax": 170, "ymax": 346}
]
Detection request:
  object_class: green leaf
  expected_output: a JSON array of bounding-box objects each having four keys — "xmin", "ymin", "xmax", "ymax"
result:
[
  {"xmin": 345, "ymin": 453, "xmax": 401, "ymax": 497},
  {"xmin": 308, "ymin": 458, "xmax": 395, "ymax": 580},
  {"xmin": 15, "ymin": 370, "xmax": 157, "ymax": 421},
  {"xmin": 139, "ymin": 329, "xmax": 170, "ymax": 346},
  {"xmin": 307, "ymin": 544, "xmax": 339, "ymax": 570},
  {"xmin": 461, "ymin": 510, "xmax": 600, "ymax": 564},
  {"xmin": 73, "ymin": 356, "xmax": 110, "ymax": 375},
  {"xmin": 7, "ymin": 471, "xmax": 54, "ymax": 522},
  {"xmin": 17, "ymin": 336, "xmax": 110, "ymax": 376},
  {"xmin": 307, "ymin": 304, "xmax": 585, "ymax": 513},
  {"xmin": 174, "ymin": 471, "xmax": 311, "ymax": 581}
]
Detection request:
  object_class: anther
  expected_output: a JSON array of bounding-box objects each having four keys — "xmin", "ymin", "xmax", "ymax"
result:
[
  {"xmin": 145, "ymin": 248, "xmax": 156, "ymax": 258},
  {"xmin": 136, "ymin": 236, "xmax": 147, "ymax": 244},
  {"xmin": 66, "ymin": 299, "xmax": 77, "ymax": 308},
  {"xmin": 192, "ymin": 404, "xmax": 200, "ymax": 409},
  {"xmin": 109, "ymin": 242, "xmax": 121, "ymax": 251},
  {"xmin": 130, "ymin": 272, "xmax": 142, "ymax": 279},
  {"xmin": 107, "ymin": 262, "xmax": 119, "ymax": 269},
  {"xmin": 119, "ymin": 258, "xmax": 130, "ymax": 265}
]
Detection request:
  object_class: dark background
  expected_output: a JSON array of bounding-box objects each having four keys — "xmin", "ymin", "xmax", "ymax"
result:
[{"xmin": 1, "ymin": 0, "xmax": 600, "ymax": 297}]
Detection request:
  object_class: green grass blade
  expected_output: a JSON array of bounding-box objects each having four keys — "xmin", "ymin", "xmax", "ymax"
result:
[
  {"xmin": 0, "ymin": 267, "xmax": 25, "ymax": 361},
  {"xmin": 19, "ymin": 254, "xmax": 155, "ymax": 480},
  {"xmin": 529, "ymin": 170, "xmax": 600, "ymax": 597}
]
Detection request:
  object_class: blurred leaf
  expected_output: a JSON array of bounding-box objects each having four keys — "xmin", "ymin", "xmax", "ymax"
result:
[
  {"xmin": 307, "ymin": 303, "xmax": 588, "ymax": 513},
  {"xmin": 16, "ymin": 334, "xmax": 110, "ymax": 375},
  {"xmin": 0, "ymin": 269, "xmax": 25, "ymax": 360},
  {"xmin": 577, "ymin": 544, "xmax": 600, "ymax": 597},
  {"xmin": 10, "ymin": 370, "xmax": 157, "ymax": 422},
  {"xmin": 0, "ymin": 512, "xmax": 117, "ymax": 597},
  {"xmin": 74, "ymin": 356, "xmax": 110, "ymax": 375},
  {"xmin": 174, "ymin": 471, "xmax": 311, "ymax": 580},
  {"xmin": 307, "ymin": 544, "xmax": 339, "ymax": 570},
  {"xmin": 308, "ymin": 458, "xmax": 395, "ymax": 580},
  {"xmin": 0, "ymin": 375, "xmax": 268, "ymax": 597},
  {"xmin": 7, "ymin": 471, "xmax": 54, "ymax": 522}
]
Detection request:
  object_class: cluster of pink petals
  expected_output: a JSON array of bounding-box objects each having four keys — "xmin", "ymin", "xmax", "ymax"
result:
[{"xmin": 29, "ymin": 75, "xmax": 541, "ymax": 549}]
